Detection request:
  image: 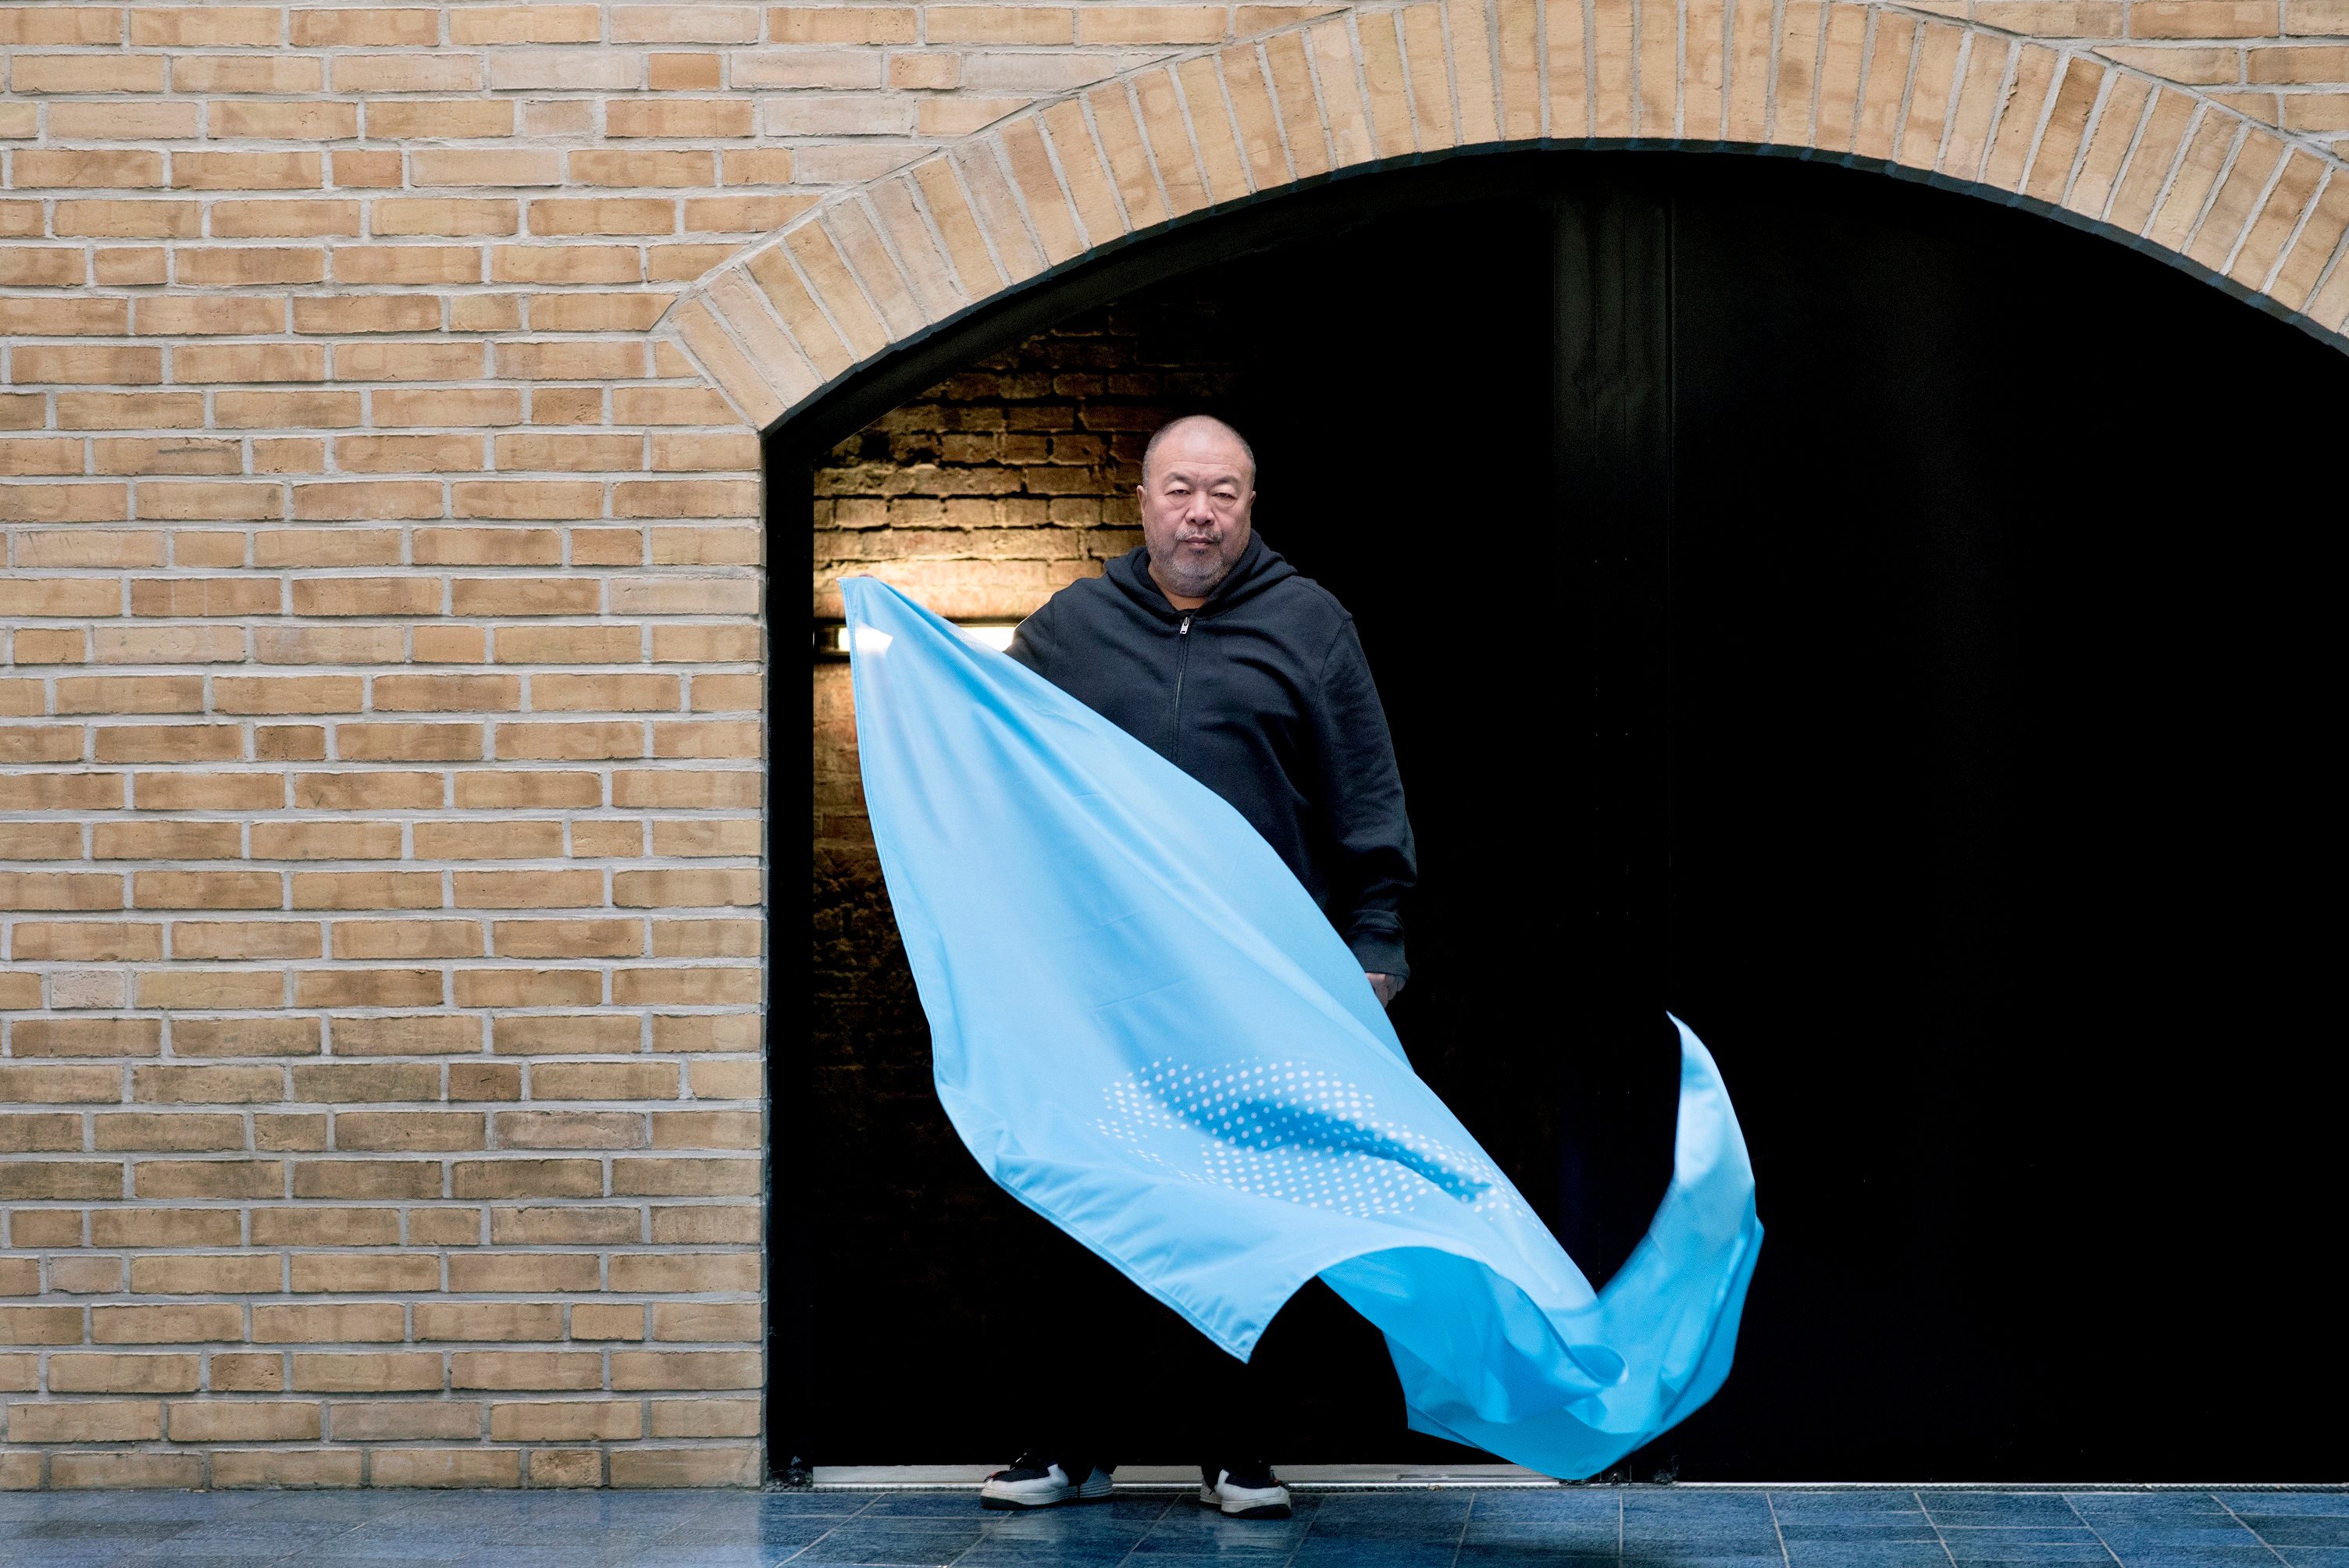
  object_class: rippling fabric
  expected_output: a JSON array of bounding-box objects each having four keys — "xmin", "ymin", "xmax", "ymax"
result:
[{"xmin": 843, "ymin": 576, "xmax": 1763, "ymax": 1479}]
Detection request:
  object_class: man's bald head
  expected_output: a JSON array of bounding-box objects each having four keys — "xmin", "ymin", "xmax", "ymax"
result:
[
  {"xmin": 1135, "ymin": 415, "xmax": 1256, "ymax": 608},
  {"xmin": 1142, "ymin": 414, "xmax": 1256, "ymax": 488}
]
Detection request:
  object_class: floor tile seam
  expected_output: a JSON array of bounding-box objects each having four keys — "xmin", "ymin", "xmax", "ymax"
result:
[
  {"xmin": 2210, "ymin": 1493, "xmax": 2294, "ymax": 1565},
  {"xmin": 1914, "ymin": 1487, "xmax": 1962, "ymax": 1568},
  {"xmin": 1763, "ymin": 1489, "xmax": 1795, "ymax": 1568},
  {"xmin": 1105, "ymin": 1518, "xmax": 1154, "ymax": 1568},
  {"xmin": 182, "ymin": 1508, "xmax": 372, "ymax": 1568},
  {"xmin": 2058, "ymin": 1490, "xmax": 2129, "ymax": 1568},
  {"xmin": 1281, "ymin": 1488, "xmax": 1322, "ymax": 1568},
  {"xmin": 775, "ymin": 1515, "xmax": 850, "ymax": 1566},
  {"xmin": 943, "ymin": 1523, "xmax": 986, "ymax": 1567},
  {"xmin": 1442, "ymin": 1484, "xmax": 1475, "ymax": 1568}
]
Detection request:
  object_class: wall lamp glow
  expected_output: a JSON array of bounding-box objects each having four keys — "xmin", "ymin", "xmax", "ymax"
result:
[{"xmin": 814, "ymin": 619, "xmax": 1019, "ymax": 661}]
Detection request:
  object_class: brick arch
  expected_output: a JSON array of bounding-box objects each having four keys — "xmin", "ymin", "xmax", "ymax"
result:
[{"xmin": 661, "ymin": 0, "xmax": 2349, "ymax": 429}]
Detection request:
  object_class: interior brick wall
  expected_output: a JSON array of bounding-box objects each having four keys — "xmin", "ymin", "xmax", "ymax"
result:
[
  {"xmin": 811, "ymin": 283, "xmax": 1242, "ymax": 888},
  {"xmin": 5, "ymin": 0, "xmax": 2347, "ymax": 1495},
  {"xmin": 811, "ymin": 288, "xmax": 1251, "ymax": 619}
]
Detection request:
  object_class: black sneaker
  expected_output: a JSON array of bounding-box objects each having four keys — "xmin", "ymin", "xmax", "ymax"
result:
[
  {"xmin": 980, "ymin": 1453, "xmax": 1115, "ymax": 1509},
  {"xmin": 1197, "ymin": 1462, "xmax": 1292, "ymax": 1519}
]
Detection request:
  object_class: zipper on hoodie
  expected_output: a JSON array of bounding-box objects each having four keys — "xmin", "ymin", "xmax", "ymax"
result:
[{"xmin": 1168, "ymin": 614, "xmax": 1193, "ymax": 762}]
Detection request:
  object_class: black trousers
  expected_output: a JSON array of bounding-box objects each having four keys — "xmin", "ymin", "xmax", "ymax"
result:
[
  {"xmin": 1020, "ymin": 1278, "xmax": 1400, "ymax": 1468},
  {"xmin": 1037, "ymin": 1309, "xmax": 1262, "ymax": 1466}
]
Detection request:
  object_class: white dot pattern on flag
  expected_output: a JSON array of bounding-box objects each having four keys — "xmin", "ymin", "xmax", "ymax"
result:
[{"xmin": 1095, "ymin": 1058, "xmax": 1529, "ymax": 1221}]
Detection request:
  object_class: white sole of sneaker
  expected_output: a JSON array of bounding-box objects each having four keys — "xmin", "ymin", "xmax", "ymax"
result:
[
  {"xmin": 1224, "ymin": 1501, "xmax": 1292, "ymax": 1520},
  {"xmin": 980, "ymin": 1475, "xmax": 1115, "ymax": 1510},
  {"xmin": 1195, "ymin": 1483, "xmax": 1291, "ymax": 1520}
]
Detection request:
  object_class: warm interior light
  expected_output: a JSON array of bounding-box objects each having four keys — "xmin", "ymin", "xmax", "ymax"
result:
[
  {"xmin": 958, "ymin": 624, "xmax": 1018, "ymax": 652},
  {"xmin": 814, "ymin": 618, "xmax": 1019, "ymax": 660}
]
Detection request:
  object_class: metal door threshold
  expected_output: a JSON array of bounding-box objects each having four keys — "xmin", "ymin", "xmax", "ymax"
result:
[
  {"xmin": 803, "ymin": 1467, "xmax": 2349, "ymax": 1493},
  {"xmin": 1672, "ymin": 1481, "xmax": 2349, "ymax": 1492},
  {"xmin": 807, "ymin": 1463, "xmax": 1557, "ymax": 1491}
]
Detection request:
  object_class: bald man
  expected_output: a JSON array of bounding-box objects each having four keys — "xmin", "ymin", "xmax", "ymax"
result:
[{"xmin": 982, "ymin": 415, "xmax": 1418, "ymax": 1519}]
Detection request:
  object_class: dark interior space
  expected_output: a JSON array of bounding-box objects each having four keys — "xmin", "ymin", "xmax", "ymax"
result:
[{"xmin": 794, "ymin": 152, "xmax": 2347, "ymax": 1478}]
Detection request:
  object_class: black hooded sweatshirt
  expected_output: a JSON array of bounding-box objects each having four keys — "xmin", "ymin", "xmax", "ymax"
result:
[{"xmin": 1007, "ymin": 533, "xmax": 1416, "ymax": 979}]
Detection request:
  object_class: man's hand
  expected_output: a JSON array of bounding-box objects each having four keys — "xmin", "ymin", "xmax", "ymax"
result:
[{"xmin": 1365, "ymin": 972, "xmax": 1401, "ymax": 1007}]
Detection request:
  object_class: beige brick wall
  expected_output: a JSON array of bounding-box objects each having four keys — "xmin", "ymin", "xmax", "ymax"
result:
[
  {"xmin": 2, "ymin": 2, "xmax": 780, "ymax": 1492},
  {"xmin": 5, "ymin": 0, "xmax": 2347, "ymax": 1492},
  {"xmin": 670, "ymin": 0, "xmax": 2349, "ymax": 448}
]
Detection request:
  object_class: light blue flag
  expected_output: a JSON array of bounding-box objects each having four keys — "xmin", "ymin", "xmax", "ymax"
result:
[{"xmin": 843, "ymin": 576, "xmax": 1763, "ymax": 1478}]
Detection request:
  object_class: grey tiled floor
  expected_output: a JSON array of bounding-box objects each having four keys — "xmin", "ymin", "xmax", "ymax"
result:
[{"xmin": 1, "ymin": 1486, "xmax": 2344, "ymax": 1567}]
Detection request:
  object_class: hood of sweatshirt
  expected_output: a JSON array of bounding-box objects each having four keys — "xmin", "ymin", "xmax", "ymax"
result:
[{"xmin": 1103, "ymin": 529, "xmax": 1298, "ymax": 622}]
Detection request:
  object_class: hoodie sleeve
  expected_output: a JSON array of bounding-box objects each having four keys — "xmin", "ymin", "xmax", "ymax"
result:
[
  {"xmin": 1309, "ymin": 617, "xmax": 1417, "ymax": 979},
  {"xmin": 1005, "ymin": 597, "xmax": 1056, "ymax": 678}
]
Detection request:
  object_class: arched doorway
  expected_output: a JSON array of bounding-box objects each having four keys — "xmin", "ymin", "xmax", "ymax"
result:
[{"xmin": 793, "ymin": 151, "xmax": 2347, "ymax": 1479}]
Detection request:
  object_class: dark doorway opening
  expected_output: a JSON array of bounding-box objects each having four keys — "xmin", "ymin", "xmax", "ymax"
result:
[{"xmin": 792, "ymin": 152, "xmax": 2348, "ymax": 1479}]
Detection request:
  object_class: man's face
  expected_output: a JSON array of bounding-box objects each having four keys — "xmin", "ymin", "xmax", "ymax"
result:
[{"xmin": 1137, "ymin": 423, "xmax": 1255, "ymax": 602}]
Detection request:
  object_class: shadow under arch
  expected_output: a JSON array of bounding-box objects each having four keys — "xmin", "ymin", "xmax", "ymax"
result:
[{"xmin": 764, "ymin": 150, "xmax": 1609, "ymax": 467}]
